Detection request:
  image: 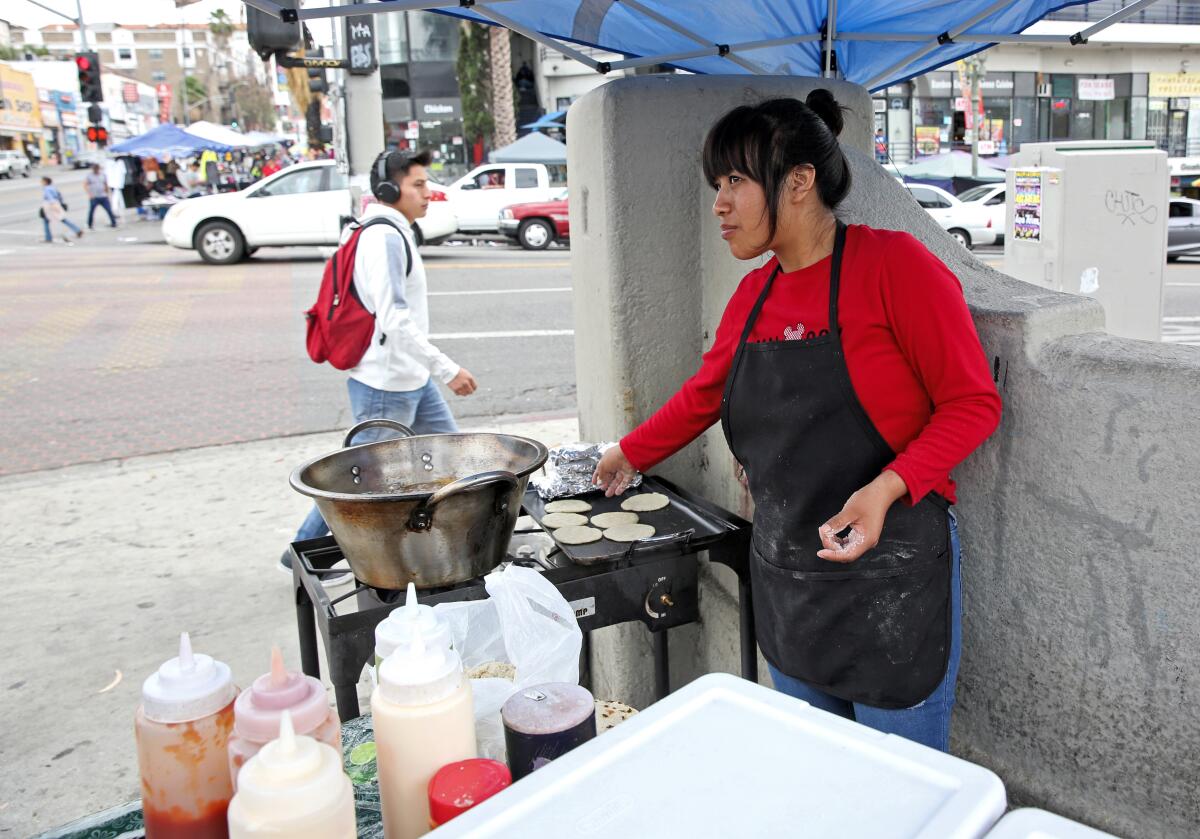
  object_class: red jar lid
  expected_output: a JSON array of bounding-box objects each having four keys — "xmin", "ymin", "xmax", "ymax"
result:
[{"xmin": 428, "ymin": 759, "xmax": 512, "ymax": 826}]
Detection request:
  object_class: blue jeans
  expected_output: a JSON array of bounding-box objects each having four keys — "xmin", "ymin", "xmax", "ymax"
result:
[
  {"xmin": 767, "ymin": 509, "xmax": 963, "ymax": 752},
  {"xmin": 293, "ymin": 376, "xmax": 460, "ymax": 542},
  {"xmin": 88, "ymin": 196, "xmax": 116, "ymax": 227},
  {"xmin": 43, "ymin": 215, "xmax": 81, "ymax": 241}
]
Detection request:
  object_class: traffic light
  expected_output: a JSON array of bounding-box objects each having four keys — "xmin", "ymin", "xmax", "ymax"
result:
[
  {"xmin": 86, "ymin": 125, "xmax": 109, "ymax": 146},
  {"xmin": 247, "ymin": 0, "xmax": 300, "ymax": 60},
  {"xmin": 86, "ymin": 103, "xmax": 102, "ymax": 124},
  {"xmin": 307, "ymin": 47, "xmax": 328, "ymax": 94},
  {"xmin": 76, "ymin": 52, "xmax": 103, "ymax": 103}
]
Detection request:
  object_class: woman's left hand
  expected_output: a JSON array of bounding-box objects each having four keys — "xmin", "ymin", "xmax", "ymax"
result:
[{"xmin": 817, "ymin": 470, "xmax": 909, "ymax": 563}]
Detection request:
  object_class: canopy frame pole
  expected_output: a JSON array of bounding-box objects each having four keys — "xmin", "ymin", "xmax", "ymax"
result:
[
  {"xmin": 839, "ymin": 32, "xmax": 1068, "ymax": 44},
  {"xmin": 473, "ymin": 4, "xmax": 604, "ymax": 71},
  {"xmin": 864, "ymin": 0, "xmax": 1016, "ymax": 90},
  {"xmin": 290, "ymin": 0, "xmax": 516, "ymax": 22},
  {"xmin": 618, "ymin": 0, "xmax": 768, "ymax": 75},
  {"xmin": 1073, "ymin": 0, "xmax": 1162, "ymax": 43},
  {"xmin": 822, "ymin": 0, "xmax": 837, "ymax": 78},
  {"xmin": 605, "ymin": 32, "xmax": 824, "ymax": 72}
]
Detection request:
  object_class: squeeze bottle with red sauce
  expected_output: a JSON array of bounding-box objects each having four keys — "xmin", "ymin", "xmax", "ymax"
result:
[
  {"xmin": 135, "ymin": 632, "xmax": 238, "ymax": 839},
  {"xmin": 227, "ymin": 646, "xmax": 340, "ymax": 790}
]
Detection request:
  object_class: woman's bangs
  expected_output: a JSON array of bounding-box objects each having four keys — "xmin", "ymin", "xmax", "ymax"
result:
[{"xmin": 702, "ymin": 110, "xmax": 764, "ymax": 188}]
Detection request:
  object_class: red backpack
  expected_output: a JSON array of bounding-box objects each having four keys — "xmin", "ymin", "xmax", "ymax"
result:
[{"xmin": 305, "ymin": 217, "xmax": 411, "ymax": 370}]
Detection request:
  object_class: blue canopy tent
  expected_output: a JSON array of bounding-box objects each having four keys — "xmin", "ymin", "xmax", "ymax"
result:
[
  {"xmin": 242, "ymin": 0, "xmax": 1154, "ymax": 92},
  {"xmin": 109, "ymin": 123, "xmax": 232, "ymax": 160},
  {"xmin": 521, "ymin": 110, "xmax": 567, "ymax": 131},
  {"xmin": 898, "ymin": 150, "xmax": 1007, "ymax": 194}
]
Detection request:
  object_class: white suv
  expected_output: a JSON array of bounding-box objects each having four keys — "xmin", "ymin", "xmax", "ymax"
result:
[{"xmin": 0, "ymin": 151, "xmax": 32, "ymax": 179}]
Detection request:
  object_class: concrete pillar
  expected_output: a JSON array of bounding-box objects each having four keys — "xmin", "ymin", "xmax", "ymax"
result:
[{"xmin": 568, "ymin": 73, "xmax": 1200, "ymax": 838}]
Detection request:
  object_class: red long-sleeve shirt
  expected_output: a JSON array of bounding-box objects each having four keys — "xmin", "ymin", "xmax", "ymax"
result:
[{"xmin": 621, "ymin": 224, "xmax": 1002, "ymax": 505}]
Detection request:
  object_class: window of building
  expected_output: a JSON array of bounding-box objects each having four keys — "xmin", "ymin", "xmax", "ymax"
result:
[
  {"xmin": 118, "ymin": 47, "xmax": 133, "ymax": 61},
  {"xmin": 377, "ymin": 11, "xmax": 408, "ymax": 65},
  {"xmin": 183, "ymin": 47, "xmax": 192, "ymax": 59},
  {"xmin": 515, "ymin": 168, "xmax": 539, "ymax": 188},
  {"xmin": 151, "ymin": 71, "xmax": 167, "ymax": 82},
  {"xmin": 408, "ymin": 11, "xmax": 458, "ymax": 62},
  {"xmin": 381, "ymin": 64, "xmax": 411, "ymax": 100},
  {"xmin": 149, "ymin": 48, "xmax": 163, "ymax": 59}
]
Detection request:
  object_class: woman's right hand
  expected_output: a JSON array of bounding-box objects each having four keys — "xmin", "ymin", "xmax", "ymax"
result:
[{"xmin": 592, "ymin": 445, "xmax": 639, "ymax": 497}]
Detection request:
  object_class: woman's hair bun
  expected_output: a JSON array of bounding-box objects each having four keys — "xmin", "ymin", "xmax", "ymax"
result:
[{"xmin": 805, "ymin": 88, "xmax": 844, "ymax": 138}]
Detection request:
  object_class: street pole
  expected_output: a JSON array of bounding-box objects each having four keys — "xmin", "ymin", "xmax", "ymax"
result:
[
  {"xmin": 340, "ymin": 0, "xmax": 383, "ymax": 177},
  {"xmin": 74, "ymin": 0, "xmax": 88, "ymax": 49}
]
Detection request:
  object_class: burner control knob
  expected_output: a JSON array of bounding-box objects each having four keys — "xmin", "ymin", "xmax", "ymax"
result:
[{"xmin": 644, "ymin": 577, "xmax": 674, "ymax": 620}]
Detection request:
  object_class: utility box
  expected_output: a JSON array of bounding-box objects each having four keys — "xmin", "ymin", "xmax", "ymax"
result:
[{"xmin": 1003, "ymin": 141, "xmax": 1169, "ymax": 342}]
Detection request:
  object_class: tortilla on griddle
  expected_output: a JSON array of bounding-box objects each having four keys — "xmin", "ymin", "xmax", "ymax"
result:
[
  {"xmin": 545, "ymin": 499, "xmax": 593, "ymax": 514},
  {"xmin": 603, "ymin": 523, "xmax": 657, "ymax": 543},
  {"xmin": 619, "ymin": 492, "xmax": 669, "ymax": 512},
  {"xmin": 555, "ymin": 525, "xmax": 604, "ymax": 545},
  {"xmin": 591, "ymin": 511, "xmax": 639, "ymax": 529},
  {"xmin": 541, "ymin": 512, "xmax": 589, "ymax": 529}
]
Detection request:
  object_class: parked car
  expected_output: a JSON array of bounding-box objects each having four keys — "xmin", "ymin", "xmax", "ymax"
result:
[
  {"xmin": 0, "ymin": 150, "xmax": 32, "ymax": 178},
  {"xmin": 499, "ymin": 189, "xmax": 569, "ymax": 250},
  {"xmin": 1168, "ymin": 197, "xmax": 1200, "ymax": 261},
  {"xmin": 355, "ymin": 180, "xmax": 457, "ymax": 245},
  {"xmin": 70, "ymin": 151, "xmax": 105, "ymax": 170},
  {"xmin": 162, "ymin": 160, "xmax": 354, "ymax": 264},
  {"xmin": 443, "ymin": 163, "xmax": 562, "ymax": 233},
  {"xmin": 956, "ymin": 183, "xmax": 1006, "ymax": 244},
  {"xmin": 904, "ymin": 183, "xmax": 997, "ymax": 249}
]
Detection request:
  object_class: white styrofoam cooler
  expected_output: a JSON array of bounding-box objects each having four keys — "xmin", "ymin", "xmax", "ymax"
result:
[
  {"xmin": 433, "ymin": 672, "xmax": 1006, "ymax": 838},
  {"xmin": 984, "ymin": 809, "xmax": 1121, "ymax": 838}
]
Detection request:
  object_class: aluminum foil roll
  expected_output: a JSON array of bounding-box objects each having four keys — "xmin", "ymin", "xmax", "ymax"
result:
[{"xmin": 530, "ymin": 442, "xmax": 642, "ymax": 500}]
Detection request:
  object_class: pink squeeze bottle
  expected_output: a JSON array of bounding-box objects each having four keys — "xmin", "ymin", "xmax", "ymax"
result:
[{"xmin": 227, "ymin": 646, "xmax": 341, "ymax": 789}]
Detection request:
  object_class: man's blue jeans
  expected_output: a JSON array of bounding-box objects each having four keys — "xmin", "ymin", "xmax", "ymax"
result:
[
  {"xmin": 767, "ymin": 509, "xmax": 963, "ymax": 752},
  {"xmin": 293, "ymin": 376, "xmax": 460, "ymax": 542},
  {"xmin": 88, "ymin": 196, "xmax": 117, "ymax": 227}
]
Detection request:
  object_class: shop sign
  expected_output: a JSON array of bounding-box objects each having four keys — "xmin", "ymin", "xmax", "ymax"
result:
[
  {"xmin": 1168, "ymin": 157, "xmax": 1200, "ymax": 176},
  {"xmin": 1013, "ymin": 170, "xmax": 1043, "ymax": 243},
  {"xmin": 1078, "ymin": 78, "xmax": 1115, "ymax": 101},
  {"xmin": 978, "ymin": 140, "xmax": 996, "ymax": 155},
  {"xmin": 914, "ymin": 125, "xmax": 940, "ymax": 155},
  {"xmin": 1149, "ymin": 73, "xmax": 1200, "ymax": 98},
  {"xmin": 890, "ymin": 98, "xmax": 905, "ymax": 110},
  {"xmin": 0, "ymin": 65, "xmax": 42, "ymax": 131},
  {"xmin": 416, "ymin": 98, "xmax": 461, "ymax": 119},
  {"xmin": 345, "ymin": 15, "xmax": 377, "ymax": 76}
]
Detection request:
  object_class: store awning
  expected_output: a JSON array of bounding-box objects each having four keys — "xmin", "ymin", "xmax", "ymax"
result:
[
  {"xmin": 242, "ymin": 0, "xmax": 1153, "ymax": 91},
  {"xmin": 521, "ymin": 110, "xmax": 567, "ymax": 131}
]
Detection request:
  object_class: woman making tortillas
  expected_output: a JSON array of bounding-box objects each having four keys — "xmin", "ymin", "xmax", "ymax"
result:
[{"xmin": 593, "ymin": 91, "xmax": 1002, "ymax": 751}]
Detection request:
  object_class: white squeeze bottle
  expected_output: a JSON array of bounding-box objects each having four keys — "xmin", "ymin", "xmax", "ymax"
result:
[
  {"xmin": 374, "ymin": 583, "xmax": 454, "ymax": 668},
  {"xmin": 227, "ymin": 710, "xmax": 356, "ymax": 838},
  {"xmin": 372, "ymin": 629, "xmax": 476, "ymax": 839}
]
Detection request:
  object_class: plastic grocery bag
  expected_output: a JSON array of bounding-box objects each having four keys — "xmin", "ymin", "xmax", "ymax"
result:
[{"xmin": 432, "ymin": 564, "xmax": 582, "ymax": 762}]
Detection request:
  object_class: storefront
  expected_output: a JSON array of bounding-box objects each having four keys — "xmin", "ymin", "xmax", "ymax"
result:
[
  {"xmin": 0, "ymin": 64, "xmax": 44, "ymax": 158},
  {"xmin": 875, "ymin": 66, "xmax": 1200, "ymax": 165},
  {"xmin": 376, "ymin": 11, "xmax": 469, "ymax": 181}
]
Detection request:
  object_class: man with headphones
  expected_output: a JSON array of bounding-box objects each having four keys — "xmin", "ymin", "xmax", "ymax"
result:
[{"xmin": 281, "ymin": 148, "xmax": 478, "ymax": 580}]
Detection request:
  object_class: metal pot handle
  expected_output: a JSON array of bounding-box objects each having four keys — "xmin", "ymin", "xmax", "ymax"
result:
[
  {"xmin": 409, "ymin": 470, "xmax": 519, "ymax": 532},
  {"xmin": 343, "ymin": 419, "xmax": 415, "ymax": 448}
]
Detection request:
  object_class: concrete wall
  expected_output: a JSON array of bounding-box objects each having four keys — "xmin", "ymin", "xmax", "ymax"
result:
[{"xmin": 567, "ymin": 74, "xmax": 1200, "ymax": 838}]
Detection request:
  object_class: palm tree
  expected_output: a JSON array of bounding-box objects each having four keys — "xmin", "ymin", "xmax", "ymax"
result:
[
  {"xmin": 208, "ymin": 9, "xmax": 235, "ymax": 122},
  {"xmin": 489, "ymin": 26, "xmax": 516, "ymax": 148}
]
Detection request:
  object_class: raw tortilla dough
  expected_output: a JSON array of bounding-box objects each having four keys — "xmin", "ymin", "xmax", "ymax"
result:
[
  {"xmin": 541, "ymin": 512, "xmax": 589, "ymax": 529},
  {"xmin": 590, "ymin": 511, "xmax": 640, "ymax": 529},
  {"xmin": 545, "ymin": 499, "xmax": 593, "ymax": 514},
  {"xmin": 619, "ymin": 492, "xmax": 670, "ymax": 512},
  {"xmin": 554, "ymin": 525, "xmax": 604, "ymax": 545},
  {"xmin": 603, "ymin": 523, "xmax": 657, "ymax": 543}
]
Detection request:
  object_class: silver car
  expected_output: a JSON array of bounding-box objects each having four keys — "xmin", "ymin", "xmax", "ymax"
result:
[
  {"xmin": 0, "ymin": 150, "xmax": 32, "ymax": 179},
  {"xmin": 1168, "ymin": 198, "xmax": 1200, "ymax": 261}
]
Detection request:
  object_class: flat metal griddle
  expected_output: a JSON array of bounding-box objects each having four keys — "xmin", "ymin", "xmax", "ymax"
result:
[{"xmin": 522, "ymin": 475, "xmax": 739, "ymax": 565}]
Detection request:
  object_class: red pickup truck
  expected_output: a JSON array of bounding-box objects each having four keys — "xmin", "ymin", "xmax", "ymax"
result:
[{"xmin": 498, "ymin": 189, "xmax": 569, "ymax": 250}]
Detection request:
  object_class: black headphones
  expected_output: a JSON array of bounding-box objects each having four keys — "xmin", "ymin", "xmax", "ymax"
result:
[{"xmin": 372, "ymin": 152, "xmax": 400, "ymax": 203}]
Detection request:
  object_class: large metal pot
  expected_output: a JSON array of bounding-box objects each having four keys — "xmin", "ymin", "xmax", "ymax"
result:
[{"xmin": 291, "ymin": 420, "xmax": 548, "ymax": 590}]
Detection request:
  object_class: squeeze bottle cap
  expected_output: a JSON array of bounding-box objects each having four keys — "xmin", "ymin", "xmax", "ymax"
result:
[
  {"xmin": 378, "ymin": 628, "xmax": 464, "ymax": 706},
  {"xmin": 233, "ymin": 710, "xmax": 352, "ymax": 823},
  {"xmin": 375, "ymin": 583, "xmax": 452, "ymax": 660},
  {"xmin": 141, "ymin": 632, "xmax": 236, "ymax": 724},
  {"xmin": 233, "ymin": 646, "xmax": 330, "ymax": 742}
]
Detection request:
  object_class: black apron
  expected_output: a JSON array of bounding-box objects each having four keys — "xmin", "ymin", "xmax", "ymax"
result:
[{"xmin": 720, "ymin": 223, "xmax": 952, "ymax": 709}]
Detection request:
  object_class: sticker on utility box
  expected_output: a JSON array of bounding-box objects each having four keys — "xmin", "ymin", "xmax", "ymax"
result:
[{"xmin": 570, "ymin": 597, "xmax": 597, "ymax": 621}]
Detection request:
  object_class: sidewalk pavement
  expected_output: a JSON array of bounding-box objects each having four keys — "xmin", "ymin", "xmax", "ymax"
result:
[{"xmin": 0, "ymin": 412, "xmax": 579, "ymax": 836}]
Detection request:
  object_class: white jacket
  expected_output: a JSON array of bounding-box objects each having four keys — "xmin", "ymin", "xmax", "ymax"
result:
[{"xmin": 345, "ymin": 203, "xmax": 459, "ymax": 392}]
